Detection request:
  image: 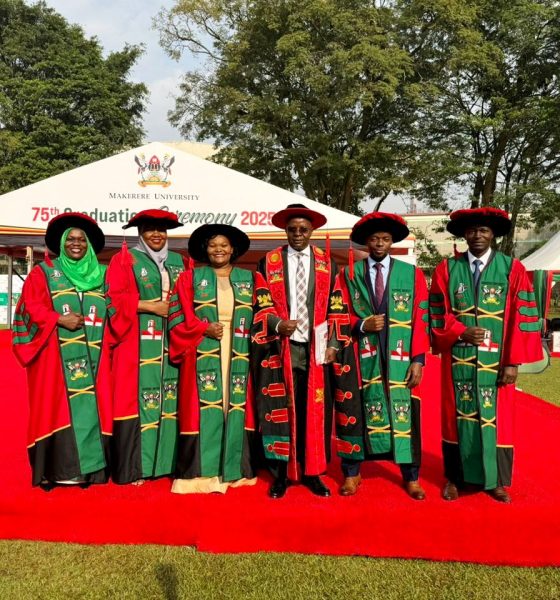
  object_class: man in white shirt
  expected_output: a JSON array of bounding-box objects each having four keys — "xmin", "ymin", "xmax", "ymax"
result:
[
  {"xmin": 253, "ymin": 204, "xmax": 337, "ymax": 498},
  {"xmin": 430, "ymin": 207, "xmax": 542, "ymax": 503}
]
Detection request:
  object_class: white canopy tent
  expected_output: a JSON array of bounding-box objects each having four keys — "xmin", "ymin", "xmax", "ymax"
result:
[
  {"xmin": 0, "ymin": 141, "xmax": 416, "ymax": 324},
  {"xmin": 522, "ymin": 230, "xmax": 560, "ymax": 271}
]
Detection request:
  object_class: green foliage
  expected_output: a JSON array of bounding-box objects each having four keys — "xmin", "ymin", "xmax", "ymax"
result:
[
  {"xmin": 0, "ymin": 0, "xmax": 148, "ymax": 194},
  {"xmin": 397, "ymin": 0, "xmax": 560, "ymax": 254},
  {"xmin": 158, "ymin": 0, "xmax": 418, "ymax": 214},
  {"xmin": 411, "ymin": 226, "xmax": 447, "ymax": 273}
]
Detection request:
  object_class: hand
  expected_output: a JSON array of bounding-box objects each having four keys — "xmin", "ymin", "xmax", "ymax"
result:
[
  {"xmin": 460, "ymin": 327, "xmax": 486, "ymax": 345},
  {"xmin": 405, "ymin": 362, "xmax": 423, "ymax": 389},
  {"xmin": 150, "ymin": 301, "xmax": 170, "ymax": 318},
  {"xmin": 278, "ymin": 319, "xmax": 298, "ymax": 336},
  {"xmin": 205, "ymin": 322, "xmax": 224, "ymax": 340},
  {"xmin": 324, "ymin": 347, "xmax": 338, "ymax": 364},
  {"xmin": 57, "ymin": 312, "xmax": 84, "ymax": 331},
  {"xmin": 363, "ymin": 314, "xmax": 385, "ymax": 333},
  {"xmin": 138, "ymin": 300, "xmax": 170, "ymax": 317},
  {"xmin": 497, "ymin": 365, "xmax": 518, "ymax": 386}
]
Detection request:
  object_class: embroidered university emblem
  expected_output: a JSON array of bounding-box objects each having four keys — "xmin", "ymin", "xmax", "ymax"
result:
[
  {"xmin": 481, "ymin": 388, "xmax": 494, "ymax": 408},
  {"xmin": 393, "ymin": 292, "xmax": 411, "ymax": 312},
  {"xmin": 257, "ymin": 293, "xmax": 273, "ymax": 308},
  {"xmin": 233, "ymin": 282, "xmax": 252, "ymax": 297},
  {"xmin": 394, "ymin": 403, "xmax": 410, "ymax": 423},
  {"xmin": 482, "ymin": 285, "xmax": 503, "ymax": 305},
  {"xmin": 232, "ymin": 376, "xmax": 246, "ymax": 394},
  {"xmin": 456, "ymin": 382, "xmax": 473, "ymax": 402},
  {"xmin": 143, "ymin": 391, "xmax": 161, "ymax": 409},
  {"xmin": 66, "ymin": 359, "xmax": 88, "ymax": 380},
  {"xmin": 199, "ymin": 372, "xmax": 218, "ymax": 392},
  {"xmin": 330, "ymin": 294, "xmax": 343, "ymax": 311},
  {"xmin": 164, "ymin": 382, "xmax": 177, "ymax": 400},
  {"xmin": 135, "ymin": 153, "xmax": 174, "ymax": 188},
  {"xmin": 367, "ymin": 402, "xmax": 384, "ymax": 422}
]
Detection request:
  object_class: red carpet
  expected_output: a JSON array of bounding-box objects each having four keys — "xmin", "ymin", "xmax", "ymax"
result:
[{"xmin": 1, "ymin": 329, "xmax": 559, "ymax": 566}]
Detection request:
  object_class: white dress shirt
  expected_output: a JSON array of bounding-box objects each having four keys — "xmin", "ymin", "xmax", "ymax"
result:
[
  {"xmin": 287, "ymin": 245, "xmax": 311, "ymax": 342},
  {"xmin": 467, "ymin": 247, "xmax": 492, "ymax": 275},
  {"xmin": 367, "ymin": 254, "xmax": 391, "ymax": 302}
]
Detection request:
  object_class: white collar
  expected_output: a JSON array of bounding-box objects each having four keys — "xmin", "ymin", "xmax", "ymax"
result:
[
  {"xmin": 287, "ymin": 245, "xmax": 311, "ymax": 257},
  {"xmin": 368, "ymin": 254, "xmax": 391, "ymax": 270},
  {"xmin": 467, "ymin": 247, "xmax": 492, "ymax": 267}
]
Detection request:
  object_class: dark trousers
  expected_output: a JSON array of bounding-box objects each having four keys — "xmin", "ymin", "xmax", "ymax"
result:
[
  {"xmin": 341, "ymin": 458, "xmax": 419, "ymax": 482},
  {"xmin": 268, "ymin": 340, "xmax": 310, "ymax": 481}
]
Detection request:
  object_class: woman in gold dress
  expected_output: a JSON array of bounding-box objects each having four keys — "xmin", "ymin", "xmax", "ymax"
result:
[{"xmin": 168, "ymin": 224, "xmax": 258, "ymax": 493}]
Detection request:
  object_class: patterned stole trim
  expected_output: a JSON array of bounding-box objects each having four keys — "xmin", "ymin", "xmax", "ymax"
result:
[
  {"xmin": 40, "ymin": 259, "xmax": 106, "ymax": 473},
  {"xmin": 193, "ymin": 266, "xmax": 253, "ymax": 480},
  {"xmin": 130, "ymin": 250, "xmax": 184, "ymax": 478},
  {"xmin": 447, "ymin": 252, "xmax": 511, "ymax": 488},
  {"xmin": 339, "ymin": 259, "xmax": 415, "ymax": 463}
]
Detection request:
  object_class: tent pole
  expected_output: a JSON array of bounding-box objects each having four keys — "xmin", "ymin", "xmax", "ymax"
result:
[
  {"xmin": 26, "ymin": 245, "xmax": 33, "ymax": 274},
  {"xmin": 7, "ymin": 252, "xmax": 13, "ymax": 329}
]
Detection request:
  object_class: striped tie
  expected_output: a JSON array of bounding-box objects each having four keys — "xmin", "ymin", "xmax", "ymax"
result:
[{"xmin": 295, "ymin": 252, "xmax": 309, "ymax": 339}]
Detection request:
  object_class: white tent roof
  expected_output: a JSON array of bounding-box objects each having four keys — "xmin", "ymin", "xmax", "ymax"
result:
[
  {"xmin": 0, "ymin": 142, "xmax": 360, "ymax": 238},
  {"xmin": 522, "ymin": 230, "xmax": 560, "ymax": 271},
  {"xmin": 0, "ymin": 142, "xmax": 414, "ymax": 258}
]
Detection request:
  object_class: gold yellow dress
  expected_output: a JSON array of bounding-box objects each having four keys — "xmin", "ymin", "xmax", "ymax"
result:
[{"xmin": 172, "ymin": 273, "xmax": 257, "ymax": 494}]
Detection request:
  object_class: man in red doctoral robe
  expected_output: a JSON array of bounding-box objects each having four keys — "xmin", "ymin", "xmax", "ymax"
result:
[
  {"xmin": 327, "ymin": 212, "xmax": 430, "ymax": 499},
  {"xmin": 252, "ymin": 203, "xmax": 337, "ymax": 498},
  {"xmin": 430, "ymin": 207, "xmax": 542, "ymax": 503}
]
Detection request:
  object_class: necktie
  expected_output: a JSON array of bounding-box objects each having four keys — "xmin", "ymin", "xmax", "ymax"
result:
[
  {"xmin": 472, "ymin": 259, "xmax": 482, "ymax": 288},
  {"xmin": 295, "ymin": 252, "xmax": 309, "ymax": 338},
  {"xmin": 374, "ymin": 262, "xmax": 384, "ymax": 309}
]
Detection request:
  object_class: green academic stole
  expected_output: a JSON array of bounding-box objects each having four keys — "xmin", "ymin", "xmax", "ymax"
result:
[
  {"xmin": 41, "ymin": 259, "xmax": 107, "ymax": 474},
  {"xmin": 445, "ymin": 253, "xmax": 511, "ymax": 489},
  {"xmin": 131, "ymin": 249, "xmax": 184, "ymax": 478},
  {"xmin": 193, "ymin": 266, "xmax": 253, "ymax": 481},
  {"xmin": 343, "ymin": 259, "xmax": 416, "ymax": 463}
]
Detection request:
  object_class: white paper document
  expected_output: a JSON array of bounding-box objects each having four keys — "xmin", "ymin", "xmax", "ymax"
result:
[{"xmin": 314, "ymin": 320, "xmax": 329, "ymax": 365}]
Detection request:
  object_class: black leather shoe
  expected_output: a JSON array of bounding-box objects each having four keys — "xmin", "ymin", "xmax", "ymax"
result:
[
  {"xmin": 268, "ymin": 478, "xmax": 288, "ymax": 499},
  {"xmin": 302, "ymin": 476, "xmax": 331, "ymax": 497}
]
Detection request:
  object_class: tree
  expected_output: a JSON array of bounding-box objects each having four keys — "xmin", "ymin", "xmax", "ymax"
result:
[
  {"xmin": 0, "ymin": 0, "xmax": 148, "ymax": 193},
  {"xmin": 157, "ymin": 0, "xmax": 419, "ymax": 214},
  {"xmin": 397, "ymin": 0, "xmax": 560, "ymax": 254}
]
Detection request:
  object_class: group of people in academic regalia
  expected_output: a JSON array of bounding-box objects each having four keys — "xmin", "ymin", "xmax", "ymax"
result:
[{"xmin": 13, "ymin": 202, "xmax": 542, "ymax": 504}]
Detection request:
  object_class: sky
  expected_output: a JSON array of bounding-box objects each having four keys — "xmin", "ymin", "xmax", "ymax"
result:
[
  {"xmin": 43, "ymin": 1, "xmax": 428, "ymax": 213},
  {"xmin": 46, "ymin": 0, "xmax": 192, "ymax": 142}
]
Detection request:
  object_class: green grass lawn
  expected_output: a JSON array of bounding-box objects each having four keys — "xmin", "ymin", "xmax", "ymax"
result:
[
  {"xmin": 2, "ymin": 359, "xmax": 559, "ymax": 599},
  {"xmin": 0, "ymin": 542, "xmax": 559, "ymax": 600},
  {"xmin": 517, "ymin": 356, "xmax": 560, "ymax": 406}
]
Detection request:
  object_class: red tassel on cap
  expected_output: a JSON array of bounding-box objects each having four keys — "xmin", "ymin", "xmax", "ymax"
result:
[
  {"xmin": 453, "ymin": 242, "xmax": 461, "ymax": 258},
  {"xmin": 44, "ymin": 249, "xmax": 53, "ymax": 267},
  {"xmin": 325, "ymin": 231, "xmax": 331, "ymax": 263},
  {"xmin": 348, "ymin": 241, "xmax": 355, "ymax": 280}
]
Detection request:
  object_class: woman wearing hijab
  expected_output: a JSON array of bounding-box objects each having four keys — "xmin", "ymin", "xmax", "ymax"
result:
[
  {"xmin": 168, "ymin": 224, "xmax": 258, "ymax": 494},
  {"xmin": 13, "ymin": 213, "xmax": 111, "ymax": 488},
  {"xmin": 106, "ymin": 209, "xmax": 186, "ymax": 485}
]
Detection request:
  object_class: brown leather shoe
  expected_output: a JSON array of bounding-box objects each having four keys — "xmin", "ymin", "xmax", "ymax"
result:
[
  {"xmin": 339, "ymin": 475, "xmax": 361, "ymax": 496},
  {"xmin": 442, "ymin": 481, "xmax": 459, "ymax": 501},
  {"xmin": 405, "ymin": 480, "xmax": 426, "ymax": 501},
  {"xmin": 487, "ymin": 486, "xmax": 511, "ymax": 503}
]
